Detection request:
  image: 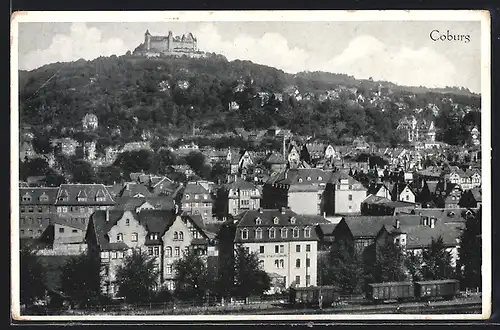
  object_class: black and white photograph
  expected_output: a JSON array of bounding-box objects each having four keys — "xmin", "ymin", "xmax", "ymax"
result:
[{"xmin": 10, "ymin": 10, "xmax": 491, "ymax": 321}]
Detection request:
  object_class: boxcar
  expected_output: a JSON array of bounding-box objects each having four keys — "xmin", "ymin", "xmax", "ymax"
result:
[
  {"xmin": 289, "ymin": 286, "xmax": 340, "ymax": 307},
  {"xmin": 366, "ymin": 282, "xmax": 415, "ymax": 303},
  {"xmin": 414, "ymin": 280, "xmax": 460, "ymax": 301}
]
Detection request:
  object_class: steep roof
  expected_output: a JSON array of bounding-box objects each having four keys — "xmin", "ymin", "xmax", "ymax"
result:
[
  {"xmin": 54, "ymin": 184, "xmax": 114, "ymax": 205},
  {"xmin": 341, "ymin": 215, "xmax": 422, "ymax": 238},
  {"xmin": 20, "ymin": 187, "xmax": 59, "ymax": 205},
  {"xmin": 397, "ymin": 222, "xmax": 464, "ymax": 248},
  {"xmin": 410, "ymin": 208, "xmax": 468, "ymax": 224},
  {"xmin": 112, "ymin": 196, "xmax": 175, "ymax": 211},
  {"xmin": 119, "ymin": 183, "xmax": 153, "ymax": 198},
  {"xmin": 265, "ymin": 152, "xmax": 287, "ymax": 164},
  {"xmin": 224, "ymin": 179, "xmax": 259, "ymax": 191}
]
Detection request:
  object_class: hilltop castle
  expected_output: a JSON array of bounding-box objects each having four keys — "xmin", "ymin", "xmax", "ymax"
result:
[{"xmin": 132, "ymin": 30, "xmax": 199, "ymax": 56}]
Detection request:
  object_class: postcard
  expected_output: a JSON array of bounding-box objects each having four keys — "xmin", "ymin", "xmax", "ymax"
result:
[{"xmin": 10, "ymin": 10, "xmax": 491, "ymax": 322}]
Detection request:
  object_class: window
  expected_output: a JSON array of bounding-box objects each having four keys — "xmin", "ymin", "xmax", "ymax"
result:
[
  {"xmin": 292, "ymin": 227, "xmax": 299, "ymax": 238},
  {"xmin": 174, "ymin": 232, "xmax": 179, "ymax": 240},
  {"xmin": 304, "ymin": 227, "xmax": 312, "ymax": 238},
  {"xmin": 348, "ymin": 194, "xmax": 353, "ymax": 201},
  {"xmin": 166, "ymin": 264, "xmax": 173, "ymax": 275},
  {"xmin": 204, "ymin": 195, "xmax": 208, "ymax": 200},
  {"xmin": 72, "ymin": 229, "xmax": 78, "ymax": 233},
  {"xmin": 38, "ymin": 207, "xmax": 43, "ymax": 213},
  {"xmin": 37, "ymin": 229, "xmax": 42, "ymax": 235},
  {"xmin": 132, "ymin": 233, "xmax": 138, "ymax": 242},
  {"xmin": 279, "ymin": 245, "xmax": 284, "ymax": 253},
  {"xmin": 295, "ymin": 276, "xmax": 301, "ymax": 285},
  {"xmin": 117, "ymin": 251, "xmax": 124, "ymax": 259},
  {"xmin": 281, "ymin": 228, "xmax": 287, "ymax": 238},
  {"xmin": 179, "ymin": 231, "xmax": 184, "ymax": 241},
  {"xmin": 275, "ymin": 245, "xmax": 279, "ymax": 253},
  {"xmin": 307, "ymin": 177, "xmax": 311, "ymax": 181},
  {"xmin": 405, "ymin": 195, "xmax": 410, "ymax": 201},
  {"xmin": 117, "ymin": 233, "xmax": 123, "ymax": 241},
  {"xmin": 148, "ymin": 247, "xmax": 154, "ymax": 255},
  {"xmin": 255, "ymin": 228, "xmax": 262, "ymax": 239},
  {"xmin": 185, "ymin": 194, "xmax": 190, "ymax": 199},
  {"xmin": 298, "ymin": 178, "xmax": 303, "ymax": 183},
  {"xmin": 126, "ymin": 219, "xmax": 130, "ymax": 226},
  {"xmin": 175, "ymin": 247, "xmax": 180, "ymax": 257},
  {"xmin": 306, "ymin": 244, "xmax": 311, "ymax": 252},
  {"xmin": 154, "ymin": 246, "xmax": 160, "ymax": 256},
  {"xmin": 296, "ymin": 244, "xmax": 301, "ymax": 253},
  {"xmin": 21, "ymin": 218, "xmax": 25, "ymax": 225},
  {"xmin": 166, "ymin": 247, "xmax": 172, "ymax": 257},
  {"xmin": 194, "ymin": 194, "xmax": 198, "ymax": 199},
  {"xmin": 21, "ymin": 207, "xmax": 25, "ymax": 213},
  {"xmin": 295, "ymin": 258, "xmax": 301, "ymax": 268},
  {"xmin": 274, "ymin": 259, "xmax": 279, "ymax": 268},
  {"xmin": 59, "ymin": 228, "xmax": 65, "ymax": 233},
  {"xmin": 275, "ymin": 259, "xmax": 284, "ymax": 268},
  {"xmin": 306, "ymin": 258, "xmax": 311, "ymax": 267},
  {"xmin": 273, "ymin": 217, "xmax": 279, "ymax": 225},
  {"xmin": 269, "ymin": 228, "xmax": 276, "ymax": 239},
  {"xmin": 290, "ymin": 217, "xmax": 296, "ymax": 225},
  {"xmin": 306, "ymin": 275, "xmax": 311, "ymax": 286},
  {"xmin": 28, "ymin": 207, "xmax": 34, "ymax": 213},
  {"xmin": 259, "ymin": 246, "xmax": 265, "ymax": 254},
  {"xmin": 241, "ymin": 228, "xmax": 248, "ymax": 240},
  {"xmin": 20, "ymin": 229, "xmax": 24, "ymax": 235},
  {"xmin": 111, "ymin": 252, "xmax": 117, "ymax": 259},
  {"xmin": 255, "ymin": 217, "xmax": 262, "ymax": 225},
  {"xmin": 318, "ymin": 176, "xmax": 322, "ymax": 181}
]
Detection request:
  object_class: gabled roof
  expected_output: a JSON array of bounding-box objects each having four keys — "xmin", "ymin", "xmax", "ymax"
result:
[
  {"xmin": 224, "ymin": 179, "xmax": 259, "ymax": 192},
  {"xmin": 180, "ymin": 182, "xmax": 211, "ymax": 202},
  {"xmin": 362, "ymin": 194, "xmax": 392, "ymax": 204},
  {"xmin": 54, "ymin": 184, "xmax": 114, "ymax": 205},
  {"xmin": 119, "ymin": 183, "xmax": 153, "ymax": 198},
  {"xmin": 367, "ymin": 183, "xmax": 389, "ymax": 196}
]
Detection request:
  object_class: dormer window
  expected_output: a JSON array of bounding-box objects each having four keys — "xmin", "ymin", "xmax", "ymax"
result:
[
  {"xmin": 194, "ymin": 194, "xmax": 199, "ymax": 199},
  {"xmin": 307, "ymin": 177, "xmax": 311, "ymax": 181},
  {"xmin": 290, "ymin": 217, "xmax": 296, "ymax": 225},
  {"xmin": 304, "ymin": 227, "xmax": 312, "ymax": 238},
  {"xmin": 22, "ymin": 193, "xmax": 32, "ymax": 202},
  {"xmin": 269, "ymin": 227, "xmax": 276, "ymax": 239},
  {"xmin": 298, "ymin": 178, "xmax": 303, "ymax": 183},
  {"xmin": 255, "ymin": 217, "xmax": 262, "ymax": 225},
  {"xmin": 204, "ymin": 195, "xmax": 208, "ymax": 200},
  {"xmin": 116, "ymin": 233, "xmax": 123, "ymax": 241},
  {"xmin": 318, "ymin": 176, "xmax": 322, "ymax": 181},
  {"xmin": 292, "ymin": 227, "xmax": 300, "ymax": 238},
  {"xmin": 281, "ymin": 227, "xmax": 288, "ymax": 238},
  {"xmin": 255, "ymin": 228, "xmax": 263, "ymax": 239},
  {"xmin": 241, "ymin": 228, "xmax": 248, "ymax": 240},
  {"xmin": 185, "ymin": 194, "xmax": 190, "ymax": 200},
  {"xmin": 39, "ymin": 194, "xmax": 49, "ymax": 202},
  {"xmin": 273, "ymin": 217, "xmax": 279, "ymax": 225}
]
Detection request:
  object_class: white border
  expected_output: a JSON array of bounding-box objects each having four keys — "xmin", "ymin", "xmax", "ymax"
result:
[{"xmin": 10, "ymin": 10, "xmax": 491, "ymax": 322}]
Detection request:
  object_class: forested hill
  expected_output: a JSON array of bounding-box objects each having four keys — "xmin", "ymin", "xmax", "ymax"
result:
[{"xmin": 18, "ymin": 53, "xmax": 481, "ymax": 146}]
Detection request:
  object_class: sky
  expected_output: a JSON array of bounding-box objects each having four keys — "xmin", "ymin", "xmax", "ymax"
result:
[{"xmin": 17, "ymin": 21, "xmax": 482, "ymax": 93}]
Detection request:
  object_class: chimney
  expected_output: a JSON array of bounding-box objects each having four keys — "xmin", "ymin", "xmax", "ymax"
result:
[
  {"xmin": 175, "ymin": 203, "xmax": 179, "ymax": 215},
  {"xmin": 394, "ymin": 219, "xmax": 400, "ymax": 229},
  {"xmin": 281, "ymin": 207, "xmax": 286, "ymax": 214},
  {"xmin": 430, "ymin": 217, "xmax": 435, "ymax": 228},
  {"xmin": 106, "ymin": 209, "xmax": 109, "ymax": 222}
]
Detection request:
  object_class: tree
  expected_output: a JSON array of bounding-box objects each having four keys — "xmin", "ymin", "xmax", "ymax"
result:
[
  {"xmin": 320, "ymin": 239, "xmax": 364, "ymax": 294},
  {"xmin": 422, "ymin": 236, "xmax": 454, "ymax": 280},
  {"xmin": 60, "ymin": 253, "xmax": 101, "ymax": 307},
  {"xmin": 184, "ymin": 151, "xmax": 211, "ymax": 179},
  {"xmin": 20, "ymin": 244, "xmax": 47, "ymax": 306},
  {"xmin": 96, "ymin": 166, "xmax": 123, "ymax": 185},
  {"xmin": 233, "ymin": 245, "xmax": 270, "ymax": 300},
  {"xmin": 115, "ymin": 250, "xmax": 159, "ymax": 303},
  {"xmin": 114, "ymin": 150, "xmax": 155, "ymax": 175},
  {"xmin": 405, "ymin": 252, "xmax": 424, "ymax": 281},
  {"xmin": 417, "ymin": 182, "xmax": 433, "ymax": 206},
  {"xmin": 371, "ymin": 240, "xmax": 406, "ymax": 283},
  {"xmin": 173, "ymin": 248, "xmax": 213, "ymax": 301},
  {"xmin": 71, "ymin": 160, "xmax": 96, "ymax": 183},
  {"xmin": 458, "ymin": 208, "xmax": 482, "ymax": 289}
]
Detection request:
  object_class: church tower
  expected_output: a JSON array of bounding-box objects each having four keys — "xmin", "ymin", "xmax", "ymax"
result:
[
  {"xmin": 145, "ymin": 30, "xmax": 151, "ymax": 51},
  {"xmin": 167, "ymin": 31, "xmax": 174, "ymax": 52}
]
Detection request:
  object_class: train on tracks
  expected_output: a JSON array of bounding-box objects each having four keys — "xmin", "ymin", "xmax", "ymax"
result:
[{"xmin": 286, "ymin": 279, "xmax": 460, "ymax": 308}]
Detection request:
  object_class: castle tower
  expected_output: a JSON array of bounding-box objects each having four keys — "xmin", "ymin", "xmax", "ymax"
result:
[
  {"xmin": 167, "ymin": 31, "xmax": 174, "ymax": 52},
  {"xmin": 145, "ymin": 30, "xmax": 151, "ymax": 51},
  {"xmin": 427, "ymin": 121, "xmax": 436, "ymax": 142}
]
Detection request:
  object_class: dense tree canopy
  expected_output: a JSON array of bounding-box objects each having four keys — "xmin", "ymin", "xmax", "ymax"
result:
[
  {"xmin": 115, "ymin": 250, "xmax": 159, "ymax": 303},
  {"xmin": 20, "ymin": 244, "xmax": 47, "ymax": 306},
  {"xmin": 422, "ymin": 236, "xmax": 455, "ymax": 280},
  {"xmin": 19, "ymin": 54, "xmax": 481, "ymax": 148},
  {"xmin": 458, "ymin": 208, "xmax": 482, "ymax": 289},
  {"xmin": 60, "ymin": 253, "xmax": 101, "ymax": 307}
]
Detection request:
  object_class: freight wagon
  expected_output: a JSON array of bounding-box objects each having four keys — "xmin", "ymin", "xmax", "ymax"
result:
[
  {"xmin": 366, "ymin": 279, "xmax": 460, "ymax": 303},
  {"xmin": 366, "ymin": 282, "xmax": 415, "ymax": 303},
  {"xmin": 414, "ymin": 280, "xmax": 460, "ymax": 301},
  {"xmin": 288, "ymin": 286, "xmax": 340, "ymax": 308}
]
